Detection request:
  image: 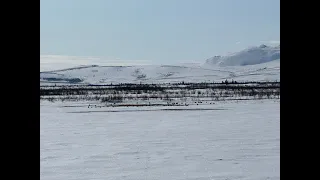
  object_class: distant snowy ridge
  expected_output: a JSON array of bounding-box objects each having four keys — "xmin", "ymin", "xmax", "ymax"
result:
[
  {"xmin": 40, "ymin": 45, "xmax": 280, "ymax": 85},
  {"xmin": 204, "ymin": 44, "xmax": 280, "ymax": 67}
]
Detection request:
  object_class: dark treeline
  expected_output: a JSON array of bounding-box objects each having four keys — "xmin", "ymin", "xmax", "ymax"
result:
[
  {"xmin": 92, "ymin": 80, "xmax": 279, "ymax": 86},
  {"xmin": 40, "ymin": 80, "xmax": 279, "ymax": 88},
  {"xmin": 40, "ymin": 81, "xmax": 280, "ymax": 97}
]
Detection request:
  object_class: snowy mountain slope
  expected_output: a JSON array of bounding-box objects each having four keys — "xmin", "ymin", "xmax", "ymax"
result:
[
  {"xmin": 204, "ymin": 44, "xmax": 280, "ymax": 67},
  {"xmin": 40, "ymin": 45, "xmax": 280, "ymax": 85},
  {"xmin": 40, "ymin": 62, "xmax": 279, "ymax": 85}
]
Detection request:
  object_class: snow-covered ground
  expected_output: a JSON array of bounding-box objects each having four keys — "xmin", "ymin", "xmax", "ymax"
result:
[
  {"xmin": 41, "ymin": 100, "xmax": 280, "ymax": 180},
  {"xmin": 40, "ymin": 45, "xmax": 280, "ymax": 85},
  {"xmin": 204, "ymin": 44, "xmax": 280, "ymax": 67},
  {"xmin": 40, "ymin": 61, "xmax": 280, "ymax": 85}
]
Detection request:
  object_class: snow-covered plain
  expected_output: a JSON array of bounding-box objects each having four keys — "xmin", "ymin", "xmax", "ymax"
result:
[
  {"xmin": 40, "ymin": 100, "xmax": 280, "ymax": 180},
  {"xmin": 40, "ymin": 44, "xmax": 280, "ymax": 179}
]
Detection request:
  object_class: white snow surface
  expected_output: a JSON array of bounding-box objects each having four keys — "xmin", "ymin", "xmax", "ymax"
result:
[
  {"xmin": 40, "ymin": 62, "xmax": 280, "ymax": 85},
  {"xmin": 40, "ymin": 45, "xmax": 280, "ymax": 85},
  {"xmin": 204, "ymin": 44, "xmax": 280, "ymax": 67},
  {"xmin": 41, "ymin": 100, "xmax": 280, "ymax": 180}
]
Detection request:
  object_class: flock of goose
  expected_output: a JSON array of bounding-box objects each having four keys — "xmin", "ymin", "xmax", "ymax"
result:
[{"xmin": 87, "ymin": 101, "xmax": 215, "ymax": 108}]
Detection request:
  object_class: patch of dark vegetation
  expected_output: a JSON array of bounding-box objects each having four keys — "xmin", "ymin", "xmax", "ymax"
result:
[
  {"xmin": 42, "ymin": 77, "xmax": 83, "ymax": 83},
  {"xmin": 40, "ymin": 80, "xmax": 280, "ymax": 102}
]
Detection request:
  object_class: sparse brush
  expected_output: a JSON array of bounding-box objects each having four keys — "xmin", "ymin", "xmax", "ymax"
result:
[{"xmin": 40, "ymin": 81, "xmax": 280, "ymax": 102}]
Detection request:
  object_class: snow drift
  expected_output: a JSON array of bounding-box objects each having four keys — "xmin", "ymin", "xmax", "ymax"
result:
[{"xmin": 204, "ymin": 44, "xmax": 280, "ymax": 67}]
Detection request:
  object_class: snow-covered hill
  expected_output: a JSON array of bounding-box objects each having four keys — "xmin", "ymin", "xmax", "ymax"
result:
[
  {"xmin": 204, "ymin": 44, "xmax": 280, "ymax": 67},
  {"xmin": 40, "ymin": 45, "xmax": 280, "ymax": 85}
]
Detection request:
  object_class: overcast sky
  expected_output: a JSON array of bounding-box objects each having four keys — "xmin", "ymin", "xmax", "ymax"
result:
[{"xmin": 40, "ymin": 0, "xmax": 279, "ymax": 70}]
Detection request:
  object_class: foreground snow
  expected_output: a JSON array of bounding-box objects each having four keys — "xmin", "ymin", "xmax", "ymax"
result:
[{"xmin": 41, "ymin": 100, "xmax": 280, "ymax": 180}]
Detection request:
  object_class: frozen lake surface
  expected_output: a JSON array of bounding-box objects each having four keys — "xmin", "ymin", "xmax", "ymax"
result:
[{"xmin": 40, "ymin": 100, "xmax": 280, "ymax": 180}]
